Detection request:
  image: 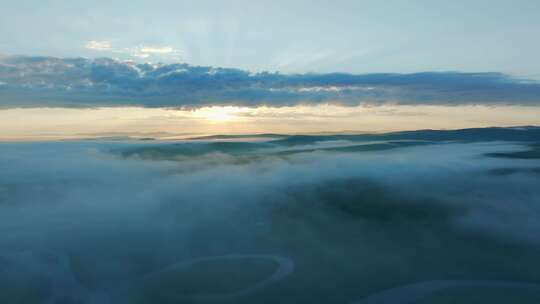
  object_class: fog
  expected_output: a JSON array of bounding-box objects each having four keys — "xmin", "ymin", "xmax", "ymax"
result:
[{"xmin": 1, "ymin": 133, "xmax": 540, "ymax": 303}]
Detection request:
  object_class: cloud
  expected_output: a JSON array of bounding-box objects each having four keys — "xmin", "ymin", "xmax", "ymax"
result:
[
  {"xmin": 2, "ymin": 134, "xmax": 540, "ymax": 302},
  {"xmin": 126, "ymin": 46, "xmax": 182, "ymax": 59},
  {"xmin": 139, "ymin": 46, "xmax": 175, "ymax": 54},
  {"xmin": 1, "ymin": 55, "xmax": 540, "ymax": 108},
  {"xmin": 84, "ymin": 41, "xmax": 182, "ymax": 60},
  {"xmin": 85, "ymin": 40, "xmax": 113, "ymax": 51}
]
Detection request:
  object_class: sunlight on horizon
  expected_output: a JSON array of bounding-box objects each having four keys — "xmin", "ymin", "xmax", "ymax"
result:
[
  {"xmin": 191, "ymin": 106, "xmax": 248, "ymax": 123},
  {"xmin": 2, "ymin": 104, "xmax": 540, "ymax": 141}
]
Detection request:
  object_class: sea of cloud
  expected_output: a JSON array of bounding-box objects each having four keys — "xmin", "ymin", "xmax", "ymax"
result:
[{"xmin": 1, "ymin": 138, "xmax": 540, "ymax": 303}]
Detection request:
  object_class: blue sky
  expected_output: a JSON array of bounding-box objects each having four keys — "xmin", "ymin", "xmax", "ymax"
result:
[{"xmin": 1, "ymin": 0, "xmax": 540, "ymax": 76}]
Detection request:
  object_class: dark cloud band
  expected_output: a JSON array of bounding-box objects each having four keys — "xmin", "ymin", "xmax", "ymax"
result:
[{"xmin": 1, "ymin": 55, "xmax": 539, "ymax": 108}]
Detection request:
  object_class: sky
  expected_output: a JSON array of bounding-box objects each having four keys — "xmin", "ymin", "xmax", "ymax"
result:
[
  {"xmin": 2, "ymin": 0, "xmax": 540, "ymax": 76},
  {"xmin": 1, "ymin": 0, "xmax": 539, "ymax": 138}
]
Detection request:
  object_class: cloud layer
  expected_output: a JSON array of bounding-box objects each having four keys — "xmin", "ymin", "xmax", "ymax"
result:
[
  {"xmin": 2, "ymin": 130, "xmax": 540, "ymax": 302},
  {"xmin": 1, "ymin": 55, "xmax": 540, "ymax": 108}
]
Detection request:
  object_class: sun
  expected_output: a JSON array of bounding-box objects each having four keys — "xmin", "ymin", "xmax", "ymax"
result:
[{"xmin": 193, "ymin": 106, "xmax": 245, "ymax": 122}]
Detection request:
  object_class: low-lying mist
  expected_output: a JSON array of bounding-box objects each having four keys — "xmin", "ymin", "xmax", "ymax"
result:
[{"xmin": 1, "ymin": 129, "xmax": 540, "ymax": 303}]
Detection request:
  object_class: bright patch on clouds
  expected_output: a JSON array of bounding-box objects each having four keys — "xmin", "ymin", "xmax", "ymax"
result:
[
  {"xmin": 84, "ymin": 41, "xmax": 182, "ymax": 60},
  {"xmin": 269, "ymin": 85, "xmax": 377, "ymax": 93},
  {"xmin": 85, "ymin": 40, "xmax": 112, "ymax": 51},
  {"xmin": 139, "ymin": 46, "xmax": 175, "ymax": 54},
  {"xmin": 129, "ymin": 46, "xmax": 182, "ymax": 59}
]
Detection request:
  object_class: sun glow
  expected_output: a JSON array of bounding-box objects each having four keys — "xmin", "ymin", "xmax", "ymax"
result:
[
  {"xmin": 1, "ymin": 104, "xmax": 540, "ymax": 141},
  {"xmin": 192, "ymin": 106, "xmax": 246, "ymax": 122}
]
